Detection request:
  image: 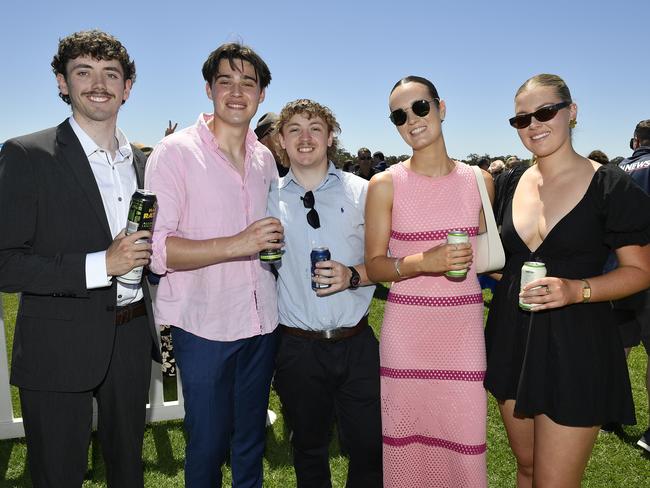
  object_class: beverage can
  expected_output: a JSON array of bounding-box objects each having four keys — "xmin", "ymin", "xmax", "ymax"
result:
[
  {"xmin": 445, "ymin": 230, "xmax": 469, "ymax": 278},
  {"xmin": 519, "ymin": 261, "xmax": 547, "ymax": 311},
  {"xmin": 311, "ymin": 247, "xmax": 331, "ymax": 290},
  {"xmin": 117, "ymin": 189, "xmax": 157, "ymax": 284},
  {"xmin": 260, "ymin": 241, "xmax": 282, "ymax": 263}
]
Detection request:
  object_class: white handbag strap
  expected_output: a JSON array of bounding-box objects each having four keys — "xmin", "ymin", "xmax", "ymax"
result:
[{"xmin": 470, "ymin": 165, "xmax": 499, "ymax": 236}]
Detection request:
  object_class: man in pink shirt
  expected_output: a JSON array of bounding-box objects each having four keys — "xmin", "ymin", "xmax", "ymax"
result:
[{"xmin": 145, "ymin": 43, "xmax": 283, "ymax": 488}]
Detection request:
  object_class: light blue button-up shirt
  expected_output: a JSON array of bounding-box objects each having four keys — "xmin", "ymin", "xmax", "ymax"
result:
[{"xmin": 267, "ymin": 163, "xmax": 375, "ymax": 331}]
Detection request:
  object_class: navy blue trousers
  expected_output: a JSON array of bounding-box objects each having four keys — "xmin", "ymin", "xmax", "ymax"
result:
[{"xmin": 172, "ymin": 327, "xmax": 278, "ymax": 488}]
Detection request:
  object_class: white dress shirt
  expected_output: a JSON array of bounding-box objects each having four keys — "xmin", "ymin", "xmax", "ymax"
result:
[{"xmin": 69, "ymin": 116, "xmax": 143, "ymax": 306}]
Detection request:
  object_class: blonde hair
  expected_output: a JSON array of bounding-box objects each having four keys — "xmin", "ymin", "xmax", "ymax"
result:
[{"xmin": 516, "ymin": 73, "xmax": 572, "ymax": 104}]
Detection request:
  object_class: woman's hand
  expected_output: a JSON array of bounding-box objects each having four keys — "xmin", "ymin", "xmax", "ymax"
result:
[
  {"xmin": 520, "ymin": 277, "xmax": 582, "ymax": 311},
  {"xmin": 421, "ymin": 242, "xmax": 473, "ymax": 274}
]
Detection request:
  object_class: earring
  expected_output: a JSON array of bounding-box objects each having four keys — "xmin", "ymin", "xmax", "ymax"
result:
[{"xmin": 569, "ymin": 119, "xmax": 577, "ymax": 129}]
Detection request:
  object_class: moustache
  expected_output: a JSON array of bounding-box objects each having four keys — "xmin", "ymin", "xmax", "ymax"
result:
[{"xmin": 82, "ymin": 91, "xmax": 115, "ymax": 98}]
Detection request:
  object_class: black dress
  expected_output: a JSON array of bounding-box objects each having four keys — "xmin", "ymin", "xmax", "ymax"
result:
[{"xmin": 484, "ymin": 164, "xmax": 650, "ymax": 427}]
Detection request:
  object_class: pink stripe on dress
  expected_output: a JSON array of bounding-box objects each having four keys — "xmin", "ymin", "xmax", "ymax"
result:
[
  {"xmin": 391, "ymin": 226, "xmax": 479, "ymax": 241},
  {"xmin": 387, "ymin": 292, "xmax": 483, "ymax": 307},
  {"xmin": 383, "ymin": 435, "xmax": 487, "ymax": 455},
  {"xmin": 380, "ymin": 367, "xmax": 485, "ymax": 382}
]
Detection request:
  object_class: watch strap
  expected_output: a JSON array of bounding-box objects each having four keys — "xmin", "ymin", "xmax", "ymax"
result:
[
  {"xmin": 348, "ymin": 266, "xmax": 360, "ymax": 289},
  {"xmin": 580, "ymin": 279, "xmax": 591, "ymax": 303}
]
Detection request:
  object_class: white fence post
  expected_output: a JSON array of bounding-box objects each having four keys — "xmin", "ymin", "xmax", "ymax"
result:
[
  {"xmin": 0, "ymin": 294, "xmax": 25, "ymax": 438},
  {"xmin": 0, "ymin": 290, "xmax": 185, "ymax": 440}
]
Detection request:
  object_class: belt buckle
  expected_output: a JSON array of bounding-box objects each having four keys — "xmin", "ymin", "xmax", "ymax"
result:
[{"xmin": 323, "ymin": 328, "xmax": 336, "ymax": 340}]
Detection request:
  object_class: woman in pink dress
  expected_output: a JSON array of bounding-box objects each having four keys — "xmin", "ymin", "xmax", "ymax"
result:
[{"xmin": 365, "ymin": 76, "xmax": 493, "ymax": 487}]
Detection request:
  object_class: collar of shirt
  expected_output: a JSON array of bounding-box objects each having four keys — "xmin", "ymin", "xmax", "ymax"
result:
[
  {"xmin": 278, "ymin": 161, "xmax": 342, "ymax": 193},
  {"xmin": 195, "ymin": 112, "xmax": 260, "ymax": 155},
  {"xmin": 69, "ymin": 115, "xmax": 132, "ymax": 163}
]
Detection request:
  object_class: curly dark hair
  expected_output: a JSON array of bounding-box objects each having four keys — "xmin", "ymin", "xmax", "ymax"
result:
[
  {"xmin": 202, "ymin": 42, "xmax": 271, "ymax": 89},
  {"xmin": 51, "ymin": 30, "xmax": 136, "ymax": 104}
]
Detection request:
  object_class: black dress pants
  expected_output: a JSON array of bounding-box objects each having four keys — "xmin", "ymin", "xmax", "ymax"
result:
[
  {"xmin": 273, "ymin": 325, "xmax": 382, "ymax": 488},
  {"xmin": 19, "ymin": 314, "xmax": 153, "ymax": 488}
]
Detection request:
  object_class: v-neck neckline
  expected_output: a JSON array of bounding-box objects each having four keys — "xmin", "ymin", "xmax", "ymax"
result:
[{"xmin": 510, "ymin": 166, "xmax": 603, "ymax": 254}]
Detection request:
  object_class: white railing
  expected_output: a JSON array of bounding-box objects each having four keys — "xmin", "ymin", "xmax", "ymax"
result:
[{"xmin": 0, "ymin": 292, "xmax": 186, "ymax": 441}]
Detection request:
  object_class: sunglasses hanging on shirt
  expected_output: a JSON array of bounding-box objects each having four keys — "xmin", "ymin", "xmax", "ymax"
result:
[{"xmin": 301, "ymin": 191, "xmax": 320, "ymax": 229}]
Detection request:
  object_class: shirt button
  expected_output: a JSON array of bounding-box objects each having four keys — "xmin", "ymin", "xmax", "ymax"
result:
[
  {"xmin": 118, "ymin": 294, "xmax": 123, "ymax": 299},
  {"xmin": 118, "ymin": 197, "xmax": 122, "ymax": 202}
]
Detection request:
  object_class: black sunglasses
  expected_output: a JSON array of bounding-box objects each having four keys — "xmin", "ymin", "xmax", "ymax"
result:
[
  {"xmin": 301, "ymin": 191, "xmax": 320, "ymax": 229},
  {"xmin": 509, "ymin": 101, "xmax": 571, "ymax": 129},
  {"xmin": 389, "ymin": 99, "xmax": 439, "ymax": 126}
]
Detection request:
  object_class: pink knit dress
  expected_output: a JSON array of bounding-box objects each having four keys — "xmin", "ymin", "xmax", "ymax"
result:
[{"xmin": 381, "ymin": 162, "xmax": 487, "ymax": 487}]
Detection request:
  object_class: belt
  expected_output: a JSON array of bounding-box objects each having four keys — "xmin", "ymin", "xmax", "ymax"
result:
[
  {"xmin": 280, "ymin": 315, "xmax": 368, "ymax": 341},
  {"xmin": 115, "ymin": 300, "xmax": 147, "ymax": 325}
]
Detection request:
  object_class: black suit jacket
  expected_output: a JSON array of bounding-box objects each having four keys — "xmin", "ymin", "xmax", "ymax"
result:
[{"xmin": 0, "ymin": 120, "xmax": 161, "ymax": 392}]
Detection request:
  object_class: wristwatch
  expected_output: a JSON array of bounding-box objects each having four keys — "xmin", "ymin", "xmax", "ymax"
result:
[
  {"xmin": 580, "ymin": 279, "xmax": 591, "ymax": 303},
  {"xmin": 348, "ymin": 266, "xmax": 361, "ymax": 290}
]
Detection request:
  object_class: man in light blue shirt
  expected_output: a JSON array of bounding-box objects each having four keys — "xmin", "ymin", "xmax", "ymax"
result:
[{"xmin": 267, "ymin": 99, "xmax": 382, "ymax": 487}]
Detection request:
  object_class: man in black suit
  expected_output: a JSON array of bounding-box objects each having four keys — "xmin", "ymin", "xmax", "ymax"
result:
[{"xmin": 0, "ymin": 30, "xmax": 160, "ymax": 487}]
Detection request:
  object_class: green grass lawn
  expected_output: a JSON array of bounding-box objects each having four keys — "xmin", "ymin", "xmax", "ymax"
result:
[{"xmin": 1, "ymin": 289, "xmax": 648, "ymax": 487}]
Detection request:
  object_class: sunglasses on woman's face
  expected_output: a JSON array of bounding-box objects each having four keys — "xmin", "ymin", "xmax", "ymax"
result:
[
  {"xmin": 389, "ymin": 99, "xmax": 439, "ymax": 126},
  {"xmin": 508, "ymin": 101, "xmax": 571, "ymax": 129}
]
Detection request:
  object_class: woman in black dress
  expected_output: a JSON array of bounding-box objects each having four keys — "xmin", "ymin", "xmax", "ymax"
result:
[{"xmin": 484, "ymin": 74, "xmax": 650, "ymax": 488}]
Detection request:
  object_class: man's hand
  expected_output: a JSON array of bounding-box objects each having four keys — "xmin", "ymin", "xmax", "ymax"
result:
[
  {"xmin": 233, "ymin": 217, "xmax": 284, "ymax": 258},
  {"xmin": 106, "ymin": 230, "xmax": 152, "ymax": 277},
  {"xmin": 313, "ymin": 260, "xmax": 351, "ymax": 297}
]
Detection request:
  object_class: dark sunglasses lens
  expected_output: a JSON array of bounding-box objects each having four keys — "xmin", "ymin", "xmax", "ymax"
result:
[
  {"xmin": 533, "ymin": 106, "xmax": 559, "ymax": 123},
  {"xmin": 412, "ymin": 100, "xmax": 431, "ymax": 117},
  {"xmin": 509, "ymin": 114, "xmax": 531, "ymax": 129},
  {"xmin": 302, "ymin": 191, "xmax": 314, "ymax": 208},
  {"xmin": 390, "ymin": 109, "xmax": 407, "ymax": 126},
  {"xmin": 307, "ymin": 208, "xmax": 320, "ymax": 229}
]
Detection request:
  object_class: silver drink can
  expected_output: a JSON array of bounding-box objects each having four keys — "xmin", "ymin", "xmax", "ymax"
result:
[
  {"xmin": 519, "ymin": 261, "xmax": 547, "ymax": 311},
  {"xmin": 445, "ymin": 230, "xmax": 469, "ymax": 278}
]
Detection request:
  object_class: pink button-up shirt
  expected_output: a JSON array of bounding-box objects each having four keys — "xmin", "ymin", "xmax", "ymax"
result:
[{"xmin": 145, "ymin": 113, "xmax": 279, "ymax": 341}]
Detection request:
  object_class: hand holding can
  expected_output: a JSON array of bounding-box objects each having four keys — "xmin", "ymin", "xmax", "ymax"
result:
[
  {"xmin": 519, "ymin": 261, "xmax": 547, "ymax": 311},
  {"xmin": 116, "ymin": 190, "xmax": 157, "ymax": 284},
  {"xmin": 445, "ymin": 231, "xmax": 469, "ymax": 278},
  {"xmin": 311, "ymin": 247, "xmax": 331, "ymax": 290}
]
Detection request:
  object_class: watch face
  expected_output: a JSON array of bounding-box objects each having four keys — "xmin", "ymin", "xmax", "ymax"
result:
[{"xmin": 349, "ymin": 267, "xmax": 360, "ymax": 288}]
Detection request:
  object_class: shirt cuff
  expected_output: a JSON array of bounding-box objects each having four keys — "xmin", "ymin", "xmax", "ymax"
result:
[{"xmin": 85, "ymin": 251, "xmax": 112, "ymax": 289}]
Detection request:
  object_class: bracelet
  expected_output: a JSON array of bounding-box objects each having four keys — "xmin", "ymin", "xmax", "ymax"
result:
[{"xmin": 394, "ymin": 257, "xmax": 402, "ymax": 278}]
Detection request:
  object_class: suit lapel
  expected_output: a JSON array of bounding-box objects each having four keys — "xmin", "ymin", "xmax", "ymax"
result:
[{"xmin": 56, "ymin": 120, "xmax": 113, "ymax": 241}]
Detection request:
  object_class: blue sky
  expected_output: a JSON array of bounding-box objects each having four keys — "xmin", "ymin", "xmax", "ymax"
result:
[{"xmin": 1, "ymin": 0, "xmax": 648, "ymax": 161}]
